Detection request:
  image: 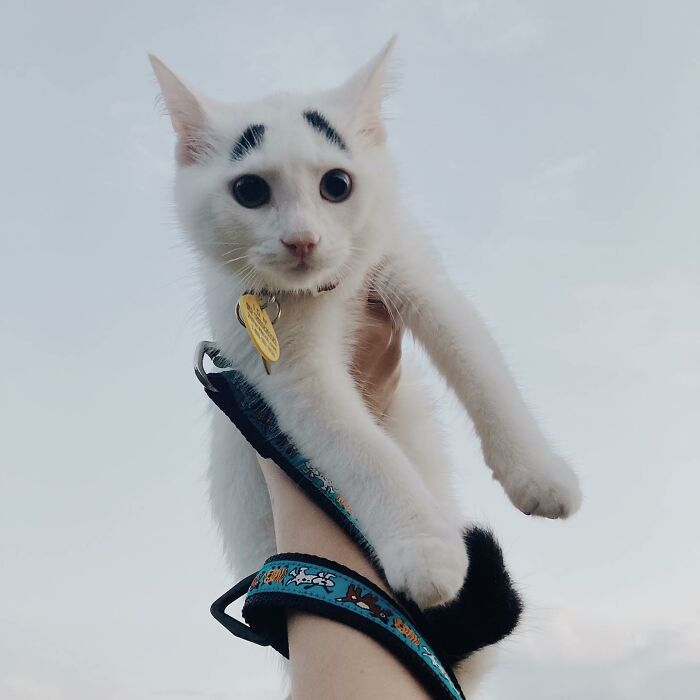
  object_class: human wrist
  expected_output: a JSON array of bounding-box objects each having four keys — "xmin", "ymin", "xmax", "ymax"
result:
[{"xmin": 256, "ymin": 455, "xmax": 387, "ymax": 591}]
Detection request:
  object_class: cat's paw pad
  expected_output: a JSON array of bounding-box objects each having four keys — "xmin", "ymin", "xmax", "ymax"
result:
[
  {"xmin": 379, "ymin": 527, "xmax": 468, "ymax": 609},
  {"xmin": 499, "ymin": 453, "xmax": 582, "ymax": 519}
]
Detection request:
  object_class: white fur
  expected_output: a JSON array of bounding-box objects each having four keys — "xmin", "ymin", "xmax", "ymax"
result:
[
  {"xmin": 151, "ymin": 38, "xmax": 581, "ymax": 692},
  {"xmin": 454, "ymin": 646, "xmax": 498, "ymax": 697}
]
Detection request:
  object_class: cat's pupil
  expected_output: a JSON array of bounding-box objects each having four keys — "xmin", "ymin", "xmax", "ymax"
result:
[
  {"xmin": 320, "ymin": 169, "xmax": 352, "ymax": 203},
  {"xmin": 230, "ymin": 174, "xmax": 270, "ymax": 209}
]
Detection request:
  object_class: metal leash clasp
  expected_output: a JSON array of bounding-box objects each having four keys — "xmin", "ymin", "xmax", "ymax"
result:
[
  {"xmin": 194, "ymin": 341, "xmax": 228, "ymax": 392},
  {"xmin": 195, "ymin": 292, "xmax": 282, "ymax": 388}
]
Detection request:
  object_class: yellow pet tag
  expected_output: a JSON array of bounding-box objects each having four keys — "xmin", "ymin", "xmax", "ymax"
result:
[{"xmin": 236, "ymin": 294, "xmax": 280, "ymax": 372}]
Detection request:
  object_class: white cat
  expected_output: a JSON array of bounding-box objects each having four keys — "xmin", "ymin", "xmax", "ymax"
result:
[{"xmin": 151, "ymin": 35, "xmax": 581, "ymax": 677}]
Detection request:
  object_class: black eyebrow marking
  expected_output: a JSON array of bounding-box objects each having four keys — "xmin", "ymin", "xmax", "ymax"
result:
[
  {"xmin": 303, "ymin": 110, "xmax": 347, "ymax": 151},
  {"xmin": 230, "ymin": 124, "xmax": 266, "ymax": 161}
]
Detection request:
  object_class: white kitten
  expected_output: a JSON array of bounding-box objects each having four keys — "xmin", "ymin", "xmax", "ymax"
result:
[{"xmin": 151, "ymin": 37, "xmax": 580, "ymax": 618}]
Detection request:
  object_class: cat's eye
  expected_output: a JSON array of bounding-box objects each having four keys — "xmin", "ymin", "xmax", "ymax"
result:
[
  {"xmin": 320, "ymin": 169, "xmax": 352, "ymax": 203},
  {"xmin": 230, "ymin": 174, "xmax": 271, "ymax": 209}
]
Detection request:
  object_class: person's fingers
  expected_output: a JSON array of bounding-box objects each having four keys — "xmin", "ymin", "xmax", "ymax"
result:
[{"xmin": 350, "ymin": 295, "xmax": 403, "ymax": 419}]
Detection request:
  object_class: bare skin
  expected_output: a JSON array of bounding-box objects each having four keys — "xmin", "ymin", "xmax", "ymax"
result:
[{"xmin": 256, "ymin": 296, "xmax": 430, "ymax": 699}]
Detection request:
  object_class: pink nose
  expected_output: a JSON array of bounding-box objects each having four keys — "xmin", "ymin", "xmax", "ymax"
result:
[{"xmin": 281, "ymin": 235, "xmax": 318, "ymax": 260}]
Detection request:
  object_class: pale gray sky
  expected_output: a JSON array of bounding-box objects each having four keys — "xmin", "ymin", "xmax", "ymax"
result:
[{"xmin": 2, "ymin": 1, "xmax": 699, "ymax": 699}]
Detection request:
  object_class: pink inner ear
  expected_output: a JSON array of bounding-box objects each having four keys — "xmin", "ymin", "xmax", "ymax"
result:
[
  {"xmin": 177, "ymin": 133, "xmax": 206, "ymax": 166},
  {"xmin": 358, "ymin": 120, "xmax": 387, "ymax": 145},
  {"xmin": 149, "ymin": 55, "xmax": 210, "ymax": 166},
  {"xmin": 172, "ymin": 103, "xmax": 210, "ymax": 165},
  {"xmin": 332, "ymin": 37, "xmax": 396, "ymax": 145}
]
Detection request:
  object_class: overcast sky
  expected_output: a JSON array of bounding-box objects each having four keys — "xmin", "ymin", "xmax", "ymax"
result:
[{"xmin": 2, "ymin": 1, "xmax": 699, "ymax": 699}]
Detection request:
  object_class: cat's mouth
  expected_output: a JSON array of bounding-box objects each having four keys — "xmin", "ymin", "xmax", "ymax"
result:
[
  {"xmin": 242, "ymin": 244, "xmax": 348, "ymax": 295},
  {"xmin": 255, "ymin": 258, "xmax": 344, "ymax": 294},
  {"xmin": 290, "ymin": 259, "xmax": 313, "ymax": 273}
]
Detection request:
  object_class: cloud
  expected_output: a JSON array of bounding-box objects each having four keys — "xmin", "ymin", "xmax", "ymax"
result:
[
  {"xmin": 1, "ymin": 677, "xmax": 64, "ymax": 700},
  {"xmin": 487, "ymin": 606, "xmax": 700, "ymax": 700}
]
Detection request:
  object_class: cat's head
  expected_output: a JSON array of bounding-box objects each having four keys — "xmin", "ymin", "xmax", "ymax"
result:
[{"xmin": 151, "ymin": 39, "xmax": 397, "ymax": 295}]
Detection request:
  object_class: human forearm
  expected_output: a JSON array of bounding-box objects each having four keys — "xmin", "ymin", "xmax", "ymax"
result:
[{"xmin": 257, "ymin": 456, "xmax": 430, "ymax": 700}]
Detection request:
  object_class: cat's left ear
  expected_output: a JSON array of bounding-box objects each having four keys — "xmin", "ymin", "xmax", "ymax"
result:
[
  {"xmin": 333, "ymin": 36, "xmax": 397, "ymax": 145},
  {"xmin": 149, "ymin": 55, "xmax": 211, "ymax": 165}
]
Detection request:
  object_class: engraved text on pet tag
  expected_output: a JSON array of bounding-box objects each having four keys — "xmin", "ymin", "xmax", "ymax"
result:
[{"xmin": 236, "ymin": 293, "xmax": 281, "ymax": 374}]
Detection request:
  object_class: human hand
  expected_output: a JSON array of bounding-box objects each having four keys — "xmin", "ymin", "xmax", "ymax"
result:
[
  {"xmin": 254, "ymin": 296, "xmax": 429, "ymax": 699},
  {"xmin": 350, "ymin": 294, "xmax": 403, "ymax": 419},
  {"xmin": 258, "ymin": 293, "xmax": 404, "ymax": 551}
]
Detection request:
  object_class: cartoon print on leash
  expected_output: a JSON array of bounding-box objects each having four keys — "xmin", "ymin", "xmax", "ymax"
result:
[
  {"xmin": 305, "ymin": 463, "xmax": 335, "ymax": 494},
  {"xmin": 422, "ymin": 645, "xmax": 450, "ymax": 681},
  {"xmin": 263, "ymin": 567, "xmax": 288, "ymax": 585},
  {"xmin": 286, "ymin": 567, "xmax": 336, "ymax": 590},
  {"xmin": 336, "ymin": 584, "xmax": 391, "ymax": 623},
  {"xmin": 335, "ymin": 494, "xmax": 352, "ymax": 513},
  {"xmin": 394, "ymin": 618, "xmax": 421, "ymax": 646}
]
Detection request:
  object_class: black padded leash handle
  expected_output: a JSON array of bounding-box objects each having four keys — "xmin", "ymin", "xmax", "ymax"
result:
[
  {"xmin": 213, "ymin": 554, "xmax": 466, "ymax": 700},
  {"xmin": 210, "ymin": 574, "xmax": 270, "ymax": 647}
]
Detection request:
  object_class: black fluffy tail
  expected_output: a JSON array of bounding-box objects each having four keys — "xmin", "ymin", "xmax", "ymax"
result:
[{"xmin": 419, "ymin": 527, "xmax": 523, "ymax": 666}]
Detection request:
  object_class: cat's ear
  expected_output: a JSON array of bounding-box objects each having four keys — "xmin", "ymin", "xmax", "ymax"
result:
[
  {"xmin": 149, "ymin": 55, "xmax": 210, "ymax": 165},
  {"xmin": 333, "ymin": 36, "xmax": 397, "ymax": 144}
]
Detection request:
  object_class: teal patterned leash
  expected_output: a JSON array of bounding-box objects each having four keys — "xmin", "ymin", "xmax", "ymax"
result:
[
  {"xmin": 207, "ymin": 369, "xmax": 379, "ymax": 565},
  {"xmin": 205, "ymin": 368, "xmax": 466, "ymax": 699},
  {"xmin": 244, "ymin": 556, "xmax": 464, "ymax": 700}
]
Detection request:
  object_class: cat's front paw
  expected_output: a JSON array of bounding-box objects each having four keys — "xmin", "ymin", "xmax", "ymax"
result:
[
  {"xmin": 377, "ymin": 524, "xmax": 468, "ymax": 609},
  {"xmin": 495, "ymin": 450, "xmax": 582, "ymax": 519}
]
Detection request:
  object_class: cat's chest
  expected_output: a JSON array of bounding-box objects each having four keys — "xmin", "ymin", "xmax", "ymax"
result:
[
  {"xmin": 214, "ymin": 291, "xmax": 361, "ymax": 378},
  {"xmin": 272, "ymin": 294, "xmax": 361, "ymax": 367}
]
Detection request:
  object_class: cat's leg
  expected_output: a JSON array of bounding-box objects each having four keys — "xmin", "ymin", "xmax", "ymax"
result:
[
  {"xmin": 380, "ymin": 242, "xmax": 581, "ymax": 519},
  {"xmin": 385, "ymin": 370, "xmax": 508, "ymax": 697},
  {"xmin": 258, "ymin": 363, "xmax": 468, "ymax": 609},
  {"xmin": 382, "ymin": 363, "xmax": 463, "ymax": 527},
  {"xmin": 208, "ymin": 407, "xmax": 276, "ymax": 577}
]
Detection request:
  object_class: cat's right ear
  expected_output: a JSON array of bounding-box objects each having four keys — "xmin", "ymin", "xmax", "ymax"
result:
[
  {"xmin": 149, "ymin": 55, "xmax": 210, "ymax": 165},
  {"xmin": 331, "ymin": 36, "xmax": 398, "ymax": 145}
]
